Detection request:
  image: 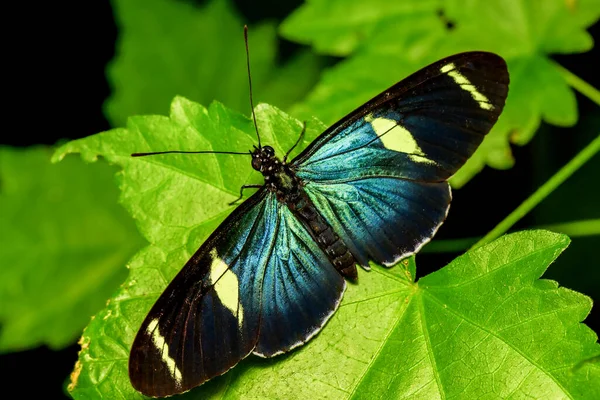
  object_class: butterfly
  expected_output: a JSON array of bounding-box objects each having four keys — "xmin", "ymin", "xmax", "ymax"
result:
[{"xmin": 129, "ymin": 50, "xmax": 509, "ymax": 397}]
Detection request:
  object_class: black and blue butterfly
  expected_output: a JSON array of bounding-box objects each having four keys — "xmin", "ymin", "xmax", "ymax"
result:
[{"xmin": 128, "ymin": 49, "xmax": 509, "ymax": 397}]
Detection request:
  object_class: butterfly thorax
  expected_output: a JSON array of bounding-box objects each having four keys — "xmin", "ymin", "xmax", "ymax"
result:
[
  {"xmin": 251, "ymin": 145, "xmax": 358, "ymax": 280},
  {"xmin": 251, "ymin": 145, "xmax": 301, "ymax": 202}
]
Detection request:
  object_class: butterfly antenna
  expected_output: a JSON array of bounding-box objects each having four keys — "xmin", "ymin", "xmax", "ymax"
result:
[
  {"xmin": 131, "ymin": 150, "xmax": 251, "ymax": 157},
  {"xmin": 284, "ymin": 121, "xmax": 307, "ymax": 163},
  {"xmin": 244, "ymin": 25, "xmax": 261, "ymax": 148}
]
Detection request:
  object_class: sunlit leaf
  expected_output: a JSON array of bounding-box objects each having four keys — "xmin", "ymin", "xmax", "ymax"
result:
[
  {"xmin": 280, "ymin": 0, "xmax": 441, "ymax": 56},
  {"xmin": 53, "ymin": 99, "xmax": 598, "ymax": 398}
]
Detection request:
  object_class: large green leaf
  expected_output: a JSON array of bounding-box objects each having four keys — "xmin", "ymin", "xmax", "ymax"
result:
[
  {"xmin": 280, "ymin": 0, "xmax": 441, "ymax": 56},
  {"xmin": 284, "ymin": 0, "xmax": 600, "ymax": 186},
  {"xmin": 105, "ymin": 0, "xmax": 323, "ymax": 127},
  {"xmin": 53, "ymin": 98, "xmax": 598, "ymax": 398},
  {"xmin": 0, "ymin": 146, "xmax": 144, "ymax": 352}
]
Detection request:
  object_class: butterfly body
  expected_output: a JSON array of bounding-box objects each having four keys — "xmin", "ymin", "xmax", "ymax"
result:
[
  {"xmin": 252, "ymin": 145, "xmax": 359, "ymax": 279},
  {"xmin": 129, "ymin": 52, "xmax": 509, "ymax": 397}
]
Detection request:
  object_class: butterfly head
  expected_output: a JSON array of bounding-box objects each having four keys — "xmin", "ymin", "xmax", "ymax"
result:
[{"xmin": 251, "ymin": 145, "xmax": 276, "ymax": 172}]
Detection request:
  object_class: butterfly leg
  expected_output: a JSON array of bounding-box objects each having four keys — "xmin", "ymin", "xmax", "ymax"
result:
[
  {"xmin": 228, "ymin": 184, "xmax": 263, "ymax": 205},
  {"xmin": 283, "ymin": 121, "xmax": 307, "ymax": 163}
]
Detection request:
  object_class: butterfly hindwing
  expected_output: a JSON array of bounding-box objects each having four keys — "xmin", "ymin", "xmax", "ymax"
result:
[
  {"xmin": 254, "ymin": 204, "xmax": 345, "ymax": 357},
  {"xmin": 303, "ymin": 178, "xmax": 451, "ymax": 267},
  {"xmin": 129, "ymin": 189, "xmax": 345, "ymax": 397},
  {"xmin": 293, "ymin": 52, "xmax": 509, "ymax": 267}
]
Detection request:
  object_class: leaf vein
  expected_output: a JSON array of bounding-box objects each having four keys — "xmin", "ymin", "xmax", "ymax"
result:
[
  {"xmin": 424, "ymin": 292, "xmax": 574, "ymax": 399},
  {"xmin": 346, "ymin": 294, "xmax": 414, "ymax": 399}
]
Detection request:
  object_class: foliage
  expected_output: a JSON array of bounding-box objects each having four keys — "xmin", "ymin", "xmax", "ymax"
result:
[
  {"xmin": 2, "ymin": 0, "xmax": 599, "ymax": 399},
  {"xmin": 105, "ymin": 0, "xmax": 322, "ymax": 127},
  {"xmin": 54, "ymin": 100, "xmax": 599, "ymax": 398},
  {"xmin": 0, "ymin": 146, "xmax": 144, "ymax": 351}
]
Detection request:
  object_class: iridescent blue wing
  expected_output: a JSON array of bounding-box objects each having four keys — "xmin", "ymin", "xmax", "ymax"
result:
[
  {"xmin": 302, "ymin": 178, "xmax": 451, "ymax": 268},
  {"xmin": 254, "ymin": 203, "xmax": 345, "ymax": 357},
  {"xmin": 292, "ymin": 52, "xmax": 509, "ymax": 267},
  {"xmin": 129, "ymin": 190, "xmax": 344, "ymax": 397}
]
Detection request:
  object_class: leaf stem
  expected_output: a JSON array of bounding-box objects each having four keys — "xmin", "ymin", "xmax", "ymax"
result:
[
  {"xmin": 423, "ymin": 219, "xmax": 600, "ymax": 253},
  {"xmin": 537, "ymin": 219, "xmax": 600, "ymax": 237},
  {"xmin": 555, "ymin": 64, "xmax": 600, "ymax": 106},
  {"xmin": 471, "ymin": 134, "xmax": 600, "ymax": 249},
  {"xmin": 422, "ymin": 237, "xmax": 479, "ymax": 253}
]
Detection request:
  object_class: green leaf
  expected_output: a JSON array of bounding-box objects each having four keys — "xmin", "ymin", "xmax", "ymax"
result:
[
  {"xmin": 0, "ymin": 146, "xmax": 144, "ymax": 352},
  {"xmin": 105, "ymin": 0, "xmax": 272, "ymax": 127},
  {"xmin": 284, "ymin": 0, "xmax": 600, "ymax": 187},
  {"xmin": 259, "ymin": 50, "xmax": 325, "ymax": 113},
  {"xmin": 280, "ymin": 0, "xmax": 442, "ymax": 56},
  {"xmin": 288, "ymin": 16, "xmax": 448, "ymax": 125},
  {"xmin": 105, "ymin": 0, "xmax": 323, "ymax": 127},
  {"xmin": 53, "ymin": 99, "xmax": 598, "ymax": 398}
]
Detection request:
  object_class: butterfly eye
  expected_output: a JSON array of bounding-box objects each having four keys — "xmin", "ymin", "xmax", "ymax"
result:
[{"xmin": 263, "ymin": 146, "xmax": 275, "ymax": 157}]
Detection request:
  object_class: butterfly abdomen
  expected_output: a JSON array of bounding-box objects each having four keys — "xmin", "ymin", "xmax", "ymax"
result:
[
  {"xmin": 255, "ymin": 147, "xmax": 358, "ymax": 281},
  {"xmin": 289, "ymin": 190, "xmax": 358, "ymax": 280}
]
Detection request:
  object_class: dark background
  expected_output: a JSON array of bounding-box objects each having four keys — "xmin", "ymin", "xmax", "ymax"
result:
[{"xmin": 2, "ymin": 1, "xmax": 598, "ymax": 398}]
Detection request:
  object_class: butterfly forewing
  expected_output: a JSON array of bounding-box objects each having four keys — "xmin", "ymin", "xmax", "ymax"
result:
[
  {"xmin": 293, "ymin": 52, "xmax": 509, "ymax": 267},
  {"xmin": 294, "ymin": 52, "xmax": 509, "ymax": 181},
  {"xmin": 129, "ymin": 189, "xmax": 271, "ymax": 396}
]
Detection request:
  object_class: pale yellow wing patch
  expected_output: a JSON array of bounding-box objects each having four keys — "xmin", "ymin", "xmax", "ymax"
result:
[
  {"xmin": 365, "ymin": 114, "xmax": 437, "ymax": 165},
  {"xmin": 147, "ymin": 318, "xmax": 183, "ymax": 387},
  {"xmin": 440, "ymin": 62, "xmax": 494, "ymax": 110},
  {"xmin": 209, "ymin": 248, "xmax": 244, "ymax": 328}
]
